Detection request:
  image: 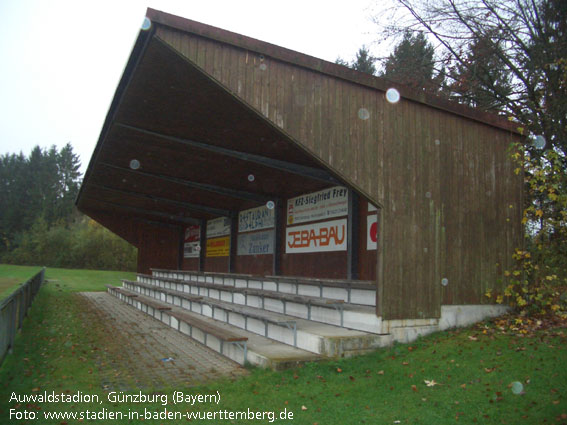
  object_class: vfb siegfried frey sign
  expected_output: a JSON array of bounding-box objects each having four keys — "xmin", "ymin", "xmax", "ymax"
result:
[
  {"xmin": 286, "ymin": 219, "xmax": 347, "ymax": 253},
  {"xmin": 287, "ymin": 186, "xmax": 348, "ymax": 225}
]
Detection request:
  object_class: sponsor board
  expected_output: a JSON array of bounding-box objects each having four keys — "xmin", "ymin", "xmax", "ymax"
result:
[
  {"xmin": 286, "ymin": 219, "xmax": 347, "ymax": 253},
  {"xmin": 206, "ymin": 217, "xmax": 231, "ymax": 238},
  {"xmin": 239, "ymin": 205, "xmax": 274, "ymax": 233},
  {"xmin": 206, "ymin": 236, "xmax": 230, "ymax": 257},
  {"xmin": 237, "ymin": 230, "xmax": 274, "ymax": 256},
  {"xmin": 183, "ymin": 242, "xmax": 201, "ymax": 258},
  {"xmin": 367, "ymin": 214, "xmax": 378, "ymax": 250},
  {"xmin": 184, "ymin": 225, "xmax": 200, "ymax": 242},
  {"xmin": 287, "ymin": 186, "xmax": 348, "ymax": 225},
  {"xmin": 184, "ymin": 225, "xmax": 201, "ymax": 258}
]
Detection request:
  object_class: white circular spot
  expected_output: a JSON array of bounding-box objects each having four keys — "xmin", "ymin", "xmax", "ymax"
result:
[
  {"xmin": 358, "ymin": 108, "xmax": 370, "ymax": 120},
  {"xmin": 511, "ymin": 381, "xmax": 524, "ymax": 395},
  {"xmin": 441, "ymin": 278, "xmax": 449, "ymax": 287},
  {"xmin": 435, "ymin": 139, "xmax": 441, "ymax": 146},
  {"xmin": 386, "ymin": 88, "xmax": 401, "ymax": 103},
  {"xmin": 532, "ymin": 135, "xmax": 546, "ymax": 149},
  {"xmin": 266, "ymin": 201, "xmax": 275, "ymax": 210},
  {"xmin": 259, "ymin": 63, "xmax": 267, "ymax": 71},
  {"xmin": 129, "ymin": 159, "xmax": 140, "ymax": 170},
  {"xmin": 247, "ymin": 174, "xmax": 255, "ymax": 182},
  {"xmin": 141, "ymin": 17, "xmax": 152, "ymax": 31}
]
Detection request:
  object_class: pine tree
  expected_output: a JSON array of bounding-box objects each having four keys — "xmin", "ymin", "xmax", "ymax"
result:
[
  {"xmin": 352, "ymin": 46, "xmax": 377, "ymax": 75},
  {"xmin": 380, "ymin": 31, "xmax": 442, "ymax": 92},
  {"xmin": 335, "ymin": 45, "xmax": 377, "ymax": 75},
  {"xmin": 448, "ymin": 31, "xmax": 512, "ymax": 111}
]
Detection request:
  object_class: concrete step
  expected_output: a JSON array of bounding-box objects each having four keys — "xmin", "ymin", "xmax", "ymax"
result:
[
  {"xmin": 134, "ymin": 276, "xmax": 382, "ymax": 333},
  {"xmin": 150, "ymin": 269, "xmax": 376, "ymax": 306},
  {"xmin": 122, "ymin": 280, "xmax": 392, "ymax": 357},
  {"xmin": 106, "ymin": 285, "xmax": 321, "ymax": 369}
]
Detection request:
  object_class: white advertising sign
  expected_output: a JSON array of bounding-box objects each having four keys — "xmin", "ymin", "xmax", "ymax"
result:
[
  {"xmin": 183, "ymin": 225, "xmax": 201, "ymax": 258},
  {"xmin": 237, "ymin": 230, "xmax": 274, "ymax": 256},
  {"xmin": 367, "ymin": 214, "xmax": 378, "ymax": 250},
  {"xmin": 183, "ymin": 242, "xmax": 201, "ymax": 258},
  {"xmin": 206, "ymin": 217, "xmax": 231, "ymax": 238},
  {"xmin": 238, "ymin": 206, "xmax": 274, "ymax": 233},
  {"xmin": 287, "ymin": 186, "xmax": 348, "ymax": 225},
  {"xmin": 286, "ymin": 219, "xmax": 347, "ymax": 253}
]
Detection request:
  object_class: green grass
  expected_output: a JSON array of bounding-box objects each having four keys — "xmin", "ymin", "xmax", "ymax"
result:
[
  {"xmin": 0, "ymin": 265, "xmax": 44, "ymax": 300},
  {"xmin": 0, "ymin": 265, "xmax": 566, "ymax": 424}
]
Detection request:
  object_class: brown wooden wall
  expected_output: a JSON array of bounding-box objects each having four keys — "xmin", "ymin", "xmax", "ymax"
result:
[
  {"xmin": 154, "ymin": 26, "xmax": 523, "ymax": 319},
  {"xmin": 182, "ymin": 257, "xmax": 200, "ymax": 271},
  {"xmin": 136, "ymin": 222, "xmax": 181, "ymax": 274}
]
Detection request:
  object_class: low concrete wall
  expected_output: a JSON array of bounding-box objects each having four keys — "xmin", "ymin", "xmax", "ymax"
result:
[{"xmin": 382, "ymin": 304, "xmax": 510, "ymax": 344}]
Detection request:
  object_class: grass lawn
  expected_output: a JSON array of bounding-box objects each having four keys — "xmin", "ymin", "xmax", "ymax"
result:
[
  {"xmin": 0, "ymin": 265, "xmax": 565, "ymax": 424},
  {"xmin": 0, "ymin": 265, "xmax": 44, "ymax": 300}
]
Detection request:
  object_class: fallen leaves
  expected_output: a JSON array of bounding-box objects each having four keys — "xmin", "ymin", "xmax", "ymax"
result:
[{"xmin": 424, "ymin": 380, "xmax": 440, "ymax": 387}]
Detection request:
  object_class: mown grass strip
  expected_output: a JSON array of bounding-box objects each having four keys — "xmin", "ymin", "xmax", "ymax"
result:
[
  {"xmin": 0, "ymin": 265, "xmax": 43, "ymax": 300},
  {"xmin": 0, "ymin": 266, "xmax": 565, "ymax": 424}
]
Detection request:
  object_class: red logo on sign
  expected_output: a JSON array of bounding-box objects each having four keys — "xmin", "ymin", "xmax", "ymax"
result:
[{"xmin": 369, "ymin": 222, "xmax": 377, "ymax": 243}]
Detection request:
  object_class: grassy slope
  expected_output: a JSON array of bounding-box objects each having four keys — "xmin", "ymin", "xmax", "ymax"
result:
[{"xmin": 0, "ymin": 265, "xmax": 565, "ymax": 424}]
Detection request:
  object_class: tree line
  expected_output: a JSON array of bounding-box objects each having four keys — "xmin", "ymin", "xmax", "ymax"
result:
[{"xmin": 0, "ymin": 144, "xmax": 136, "ymax": 271}]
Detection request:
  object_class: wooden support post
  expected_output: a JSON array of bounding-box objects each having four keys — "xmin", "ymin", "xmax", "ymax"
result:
[
  {"xmin": 273, "ymin": 200, "xmax": 282, "ymax": 276},
  {"xmin": 347, "ymin": 190, "xmax": 359, "ymax": 280},
  {"xmin": 229, "ymin": 215, "xmax": 238, "ymax": 273},
  {"xmin": 199, "ymin": 219, "xmax": 206, "ymax": 272}
]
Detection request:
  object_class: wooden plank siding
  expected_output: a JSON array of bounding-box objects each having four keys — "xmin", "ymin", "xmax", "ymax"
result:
[{"xmin": 153, "ymin": 25, "xmax": 523, "ymax": 320}]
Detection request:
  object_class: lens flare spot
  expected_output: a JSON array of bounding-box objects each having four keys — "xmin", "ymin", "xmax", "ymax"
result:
[
  {"xmin": 532, "ymin": 135, "xmax": 546, "ymax": 149},
  {"xmin": 386, "ymin": 88, "xmax": 401, "ymax": 103},
  {"xmin": 141, "ymin": 17, "xmax": 152, "ymax": 31},
  {"xmin": 129, "ymin": 159, "xmax": 140, "ymax": 170},
  {"xmin": 358, "ymin": 108, "xmax": 370, "ymax": 120},
  {"xmin": 511, "ymin": 381, "xmax": 524, "ymax": 395}
]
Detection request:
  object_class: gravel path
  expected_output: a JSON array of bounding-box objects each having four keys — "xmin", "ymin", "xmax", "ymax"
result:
[{"xmin": 79, "ymin": 292, "xmax": 247, "ymax": 390}]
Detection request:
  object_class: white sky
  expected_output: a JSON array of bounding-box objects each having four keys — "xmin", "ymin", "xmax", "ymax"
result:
[{"xmin": 0, "ymin": 0, "xmax": 384, "ymax": 174}]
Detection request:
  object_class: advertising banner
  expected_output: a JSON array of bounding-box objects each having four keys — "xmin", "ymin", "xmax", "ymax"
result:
[
  {"xmin": 239, "ymin": 205, "xmax": 274, "ymax": 233},
  {"xmin": 183, "ymin": 243, "xmax": 201, "ymax": 258},
  {"xmin": 183, "ymin": 225, "xmax": 201, "ymax": 258},
  {"xmin": 206, "ymin": 236, "xmax": 230, "ymax": 257},
  {"xmin": 287, "ymin": 186, "xmax": 348, "ymax": 225},
  {"xmin": 367, "ymin": 214, "xmax": 378, "ymax": 250},
  {"xmin": 184, "ymin": 225, "xmax": 200, "ymax": 242},
  {"xmin": 237, "ymin": 230, "xmax": 274, "ymax": 256},
  {"xmin": 286, "ymin": 218, "xmax": 347, "ymax": 253},
  {"xmin": 206, "ymin": 217, "xmax": 231, "ymax": 238}
]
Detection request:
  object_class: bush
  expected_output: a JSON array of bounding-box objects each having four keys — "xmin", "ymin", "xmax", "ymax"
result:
[{"xmin": 2, "ymin": 216, "xmax": 137, "ymax": 271}]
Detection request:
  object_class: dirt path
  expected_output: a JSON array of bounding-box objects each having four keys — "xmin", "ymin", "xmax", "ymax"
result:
[{"xmin": 79, "ymin": 292, "xmax": 247, "ymax": 390}]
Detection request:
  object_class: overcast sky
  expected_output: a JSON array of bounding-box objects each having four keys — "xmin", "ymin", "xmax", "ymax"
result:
[{"xmin": 0, "ymin": 0, "xmax": 384, "ymax": 174}]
